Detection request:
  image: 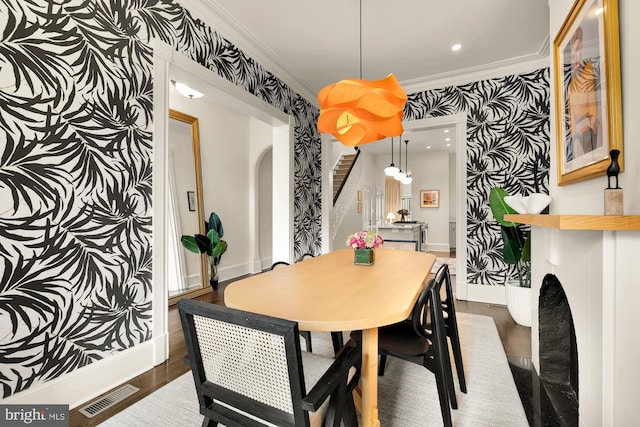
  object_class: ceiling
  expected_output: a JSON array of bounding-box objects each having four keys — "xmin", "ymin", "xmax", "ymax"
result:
[{"xmin": 191, "ymin": 0, "xmax": 550, "ymax": 155}]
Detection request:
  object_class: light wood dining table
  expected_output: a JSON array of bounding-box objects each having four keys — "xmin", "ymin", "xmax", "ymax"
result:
[{"xmin": 224, "ymin": 248, "xmax": 435, "ymax": 427}]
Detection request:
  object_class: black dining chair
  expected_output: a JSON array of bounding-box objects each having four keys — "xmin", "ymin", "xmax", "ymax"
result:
[
  {"xmin": 350, "ymin": 278, "xmax": 456, "ymax": 427},
  {"xmin": 434, "ymin": 263, "xmax": 466, "ymax": 393},
  {"xmin": 297, "ymin": 252, "xmax": 316, "ymax": 262},
  {"xmin": 178, "ymin": 300, "xmax": 361, "ymax": 427}
]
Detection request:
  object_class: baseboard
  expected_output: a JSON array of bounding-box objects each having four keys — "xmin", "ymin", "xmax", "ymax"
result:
[
  {"xmin": 426, "ymin": 243, "xmax": 450, "ymax": 252},
  {"xmin": 217, "ymin": 261, "xmax": 256, "ymax": 280},
  {"xmin": 464, "ymin": 283, "xmax": 507, "ymax": 305},
  {"xmin": 2, "ymin": 341, "xmax": 156, "ymax": 409}
]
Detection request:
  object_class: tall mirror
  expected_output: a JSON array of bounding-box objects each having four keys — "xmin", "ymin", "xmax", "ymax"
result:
[{"xmin": 166, "ymin": 109, "xmax": 207, "ymax": 304}]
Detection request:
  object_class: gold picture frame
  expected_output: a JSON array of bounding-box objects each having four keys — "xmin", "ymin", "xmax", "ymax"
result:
[
  {"xmin": 553, "ymin": 0, "xmax": 623, "ymax": 185},
  {"xmin": 420, "ymin": 190, "xmax": 439, "ymax": 208}
]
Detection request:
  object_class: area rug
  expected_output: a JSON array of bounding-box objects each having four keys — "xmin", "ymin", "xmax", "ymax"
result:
[
  {"xmin": 430, "ymin": 256, "xmax": 456, "ymax": 275},
  {"xmin": 99, "ymin": 313, "xmax": 527, "ymax": 426}
]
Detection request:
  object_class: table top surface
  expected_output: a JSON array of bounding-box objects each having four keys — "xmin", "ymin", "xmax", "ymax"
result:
[{"xmin": 224, "ymin": 248, "xmax": 436, "ymax": 332}]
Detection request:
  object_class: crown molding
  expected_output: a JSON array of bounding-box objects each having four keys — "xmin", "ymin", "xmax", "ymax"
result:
[
  {"xmin": 401, "ymin": 38, "xmax": 551, "ymax": 94},
  {"xmin": 176, "ymin": 1, "xmax": 551, "ymax": 106},
  {"xmin": 181, "ymin": 0, "xmax": 318, "ymax": 103}
]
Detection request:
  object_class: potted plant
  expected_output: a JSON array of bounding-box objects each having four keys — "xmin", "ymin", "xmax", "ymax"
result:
[
  {"xmin": 397, "ymin": 209, "xmax": 409, "ymax": 222},
  {"xmin": 489, "ymin": 187, "xmax": 532, "ymax": 326},
  {"xmin": 181, "ymin": 212, "xmax": 228, "ymax": 291}
]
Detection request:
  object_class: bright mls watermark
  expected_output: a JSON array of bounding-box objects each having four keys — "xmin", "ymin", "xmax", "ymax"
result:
[{"xmin": 0, "ymin": 405, "xmax": 68, "ymax": 426}]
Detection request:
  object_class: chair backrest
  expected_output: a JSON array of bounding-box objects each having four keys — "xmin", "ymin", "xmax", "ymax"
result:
[
  {"xmin": 410, "ymin": 279, "xmax": 447, "ymax": 349},
  {"xmin": 434, "ymin": 263, "xmax": 453, "ymax": 304},
  {"xmin": 270, "ymin": 261, "xmax": 291, "ymax": 270},
  {"xmin": 178, "ymin": 299, "xmax": 311, "ymax": 426},
  {"xmin": 297, "ymin": 253, "xmax": 315, "ymax": 262}
]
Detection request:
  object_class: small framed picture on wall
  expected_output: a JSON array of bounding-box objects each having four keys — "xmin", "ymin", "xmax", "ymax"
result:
[
  {"xmin": 187, "ymin": 191, "xmax": 196, "ymax": 212},
  {"xmin": 420, "ymin": 190, "xmax": 439, "ymax": 208}
]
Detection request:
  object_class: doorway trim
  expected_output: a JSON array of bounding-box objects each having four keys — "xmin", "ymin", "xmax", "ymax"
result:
[
  {"xmin": 403, "ymin": 113, "xmax": 468, "ymax": 300},
  {"xmin": 151, "ymin": 40, "xmax": 290, "ymax": 365}
]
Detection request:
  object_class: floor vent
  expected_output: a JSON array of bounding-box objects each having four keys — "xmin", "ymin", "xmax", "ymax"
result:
[{"xmin": 79, "ymin": 384, "xmax": 139, "ymax": 418}]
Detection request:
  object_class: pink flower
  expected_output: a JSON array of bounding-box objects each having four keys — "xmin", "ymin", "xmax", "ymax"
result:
[{"xmin": 346, "ymin": 231, "xmax": 384, "ymax": 249}]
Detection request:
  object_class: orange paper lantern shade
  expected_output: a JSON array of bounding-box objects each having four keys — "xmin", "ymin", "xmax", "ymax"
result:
[{"xmin": 317, "ymin": 73, "xmax": 407, "ymax": 146}]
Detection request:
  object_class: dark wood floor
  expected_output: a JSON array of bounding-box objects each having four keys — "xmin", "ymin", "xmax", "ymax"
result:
[{"xmin": 69, "ymin": 251, "xmax": 531, "ymax": 426}]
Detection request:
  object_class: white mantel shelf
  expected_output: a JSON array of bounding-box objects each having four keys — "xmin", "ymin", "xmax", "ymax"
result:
[{"xmin": 504, "ymin": 214, "xmax": 640, "ymax": 231}]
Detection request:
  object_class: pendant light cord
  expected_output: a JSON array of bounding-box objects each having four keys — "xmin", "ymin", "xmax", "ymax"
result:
[
  {"xmin": 398, "ymin": 133, "xmax": 402, "ymax": 171},
  {"xmin": 390, "ymin": 137, "xmax": 394, "ymax": 163},
  {"xmin": 405, "ymin": 139, "xmax": 409, "ymax": 174},
  {"xmin": 359, "ymin": 0, "xmax": 363, "ymax": 80}
]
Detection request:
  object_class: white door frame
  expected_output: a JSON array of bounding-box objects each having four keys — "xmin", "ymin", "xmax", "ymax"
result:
[{"xmin": 403, "ymin": 113, "xmax": 469, "ymax": 300}]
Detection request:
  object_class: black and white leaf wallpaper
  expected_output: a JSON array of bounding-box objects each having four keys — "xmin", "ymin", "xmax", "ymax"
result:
[
  {"xmin": 0, "ymin": 0, "xmax": 549, "ymax": 398},
  {"xmin": 406, "ymin": 68, "xmax": 550, "ymax": 287}
]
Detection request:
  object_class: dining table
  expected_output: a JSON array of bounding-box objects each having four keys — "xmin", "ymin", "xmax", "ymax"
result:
[{"xmin": 224, "ymin": 248, "xmax": 436, "ymax": 427}]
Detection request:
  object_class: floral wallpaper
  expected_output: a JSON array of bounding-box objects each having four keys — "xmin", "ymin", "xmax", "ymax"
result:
[
  {"xmin": 0, "ymin": 0, "xmax": 320, "ymax": 398},
  {"xmin": 405, "ymin": 68, "xmax": 551, "ymax": 286}
]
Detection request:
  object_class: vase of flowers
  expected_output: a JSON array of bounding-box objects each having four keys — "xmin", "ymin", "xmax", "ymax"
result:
[
  {"xmin": 397, "ymin": 209, "xmax": 409, "ymax": 222},
  {"xmin": 347, "ymin": 231, "xmax": 384, "ymax": 265}
]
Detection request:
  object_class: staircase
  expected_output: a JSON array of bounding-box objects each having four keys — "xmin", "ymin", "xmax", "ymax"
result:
[{"xmin": 333, "ymin": 152, "xmax": 359, "ymax": 204}]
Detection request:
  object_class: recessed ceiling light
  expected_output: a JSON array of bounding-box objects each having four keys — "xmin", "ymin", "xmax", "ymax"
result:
[
  {"xmin": 444, "ymin": 129, "xmax": 449, "ymax": 133},
  {"xmin": 451, "ymin": 44, "xmax": 462, "ymax": 52},
  {"xmin": 445, "ymin": 137, "xmax": 451, "ymax": 141},
  {"xmin": 446, "ymin": 144, "xmax": 451, "ymax": 147},
  {"xmin": 426, "ymin": 146, "xmax": 431, "ymax": 149}
]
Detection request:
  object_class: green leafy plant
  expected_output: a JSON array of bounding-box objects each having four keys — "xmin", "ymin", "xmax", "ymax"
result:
[
  {"xmin": 181, "ymin": 212, "xmax": 228, "ymax": 282},
  {"xmin": 489, "ymin": 188, "xmax": 531, "ymax": 288}
]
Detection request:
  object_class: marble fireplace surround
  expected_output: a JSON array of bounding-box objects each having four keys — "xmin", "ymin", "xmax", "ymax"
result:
[{"xmin": 505, "ymin": 215, "xmax": 640, "ymax": 427}]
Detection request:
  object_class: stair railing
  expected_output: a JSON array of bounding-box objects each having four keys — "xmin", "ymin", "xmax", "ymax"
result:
[
  {"xmin": 332, "ymin": 156, "xmax": 362, "ymax": 240},
  {"xmin": 333, "ymin": 148, "xmax": 361, "ymax": 205}
]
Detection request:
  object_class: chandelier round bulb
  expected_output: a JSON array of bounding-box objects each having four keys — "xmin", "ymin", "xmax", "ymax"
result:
[{"xmin": 384, "ymin": 164, "xmax": 399, "ymax": 176}]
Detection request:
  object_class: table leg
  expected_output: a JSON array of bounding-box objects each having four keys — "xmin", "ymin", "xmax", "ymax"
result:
[{"xmin": 361, "ymin": 328, "xmax": 380, "ymax": 427}]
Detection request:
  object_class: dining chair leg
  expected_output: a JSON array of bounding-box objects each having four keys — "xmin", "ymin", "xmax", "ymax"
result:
[
  {"xmin": 378, "ymin": 354, "xmax": 388, "ymax": 376},
  {"xmin": 300, "ymin": 331, "xmax": 312, "ymax": 352},
  {"xmin": 202, "ymin": 417, "xmax": 217, "ymax": 427},
  {"xmin": 447, "ymin": 320, "xmax": 467, "ymax": 393},
  {"xmin": 331, "ymin": 331, "xmax": 344, "ymax": 355},
  {"xmin": 441, "ymin": 345, "xmax": 458, "ymax": 409},
  {"xmin": 431, "ymin": 358, "xmax": 453, "ymax": 427}
]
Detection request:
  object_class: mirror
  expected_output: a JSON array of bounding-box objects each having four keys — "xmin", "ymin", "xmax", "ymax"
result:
[{"xmin": 166, "ymin": 109, "xmax": 207, "ymax": 303}]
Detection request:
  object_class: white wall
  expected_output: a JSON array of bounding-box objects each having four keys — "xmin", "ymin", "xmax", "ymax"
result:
[
  {"xmin": 258, "ymin": 147, "xmax": 273, "ymax": 267},
  {"xmin": 170, "ymin": 93, "xmax": 251, "ymax": 280},
  {"xmin": 449, "ymin": 153, "xmax": 457, "ymax": 221},
  {"xmin": 408, "ymin": 150, "xmax": 451, "ymax": 250}
]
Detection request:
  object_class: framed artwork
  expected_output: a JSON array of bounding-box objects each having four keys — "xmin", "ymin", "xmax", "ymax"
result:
[
  {"xmin": 357, "ymin": 202, "xmax": 362, "ymax": 213},
  {"xmin": 553, "ymin": 0, "xmax": 623, "ymax": 185},
  {"xmin": 187, "ymin": 191, "xmax": 196, "ymax": 212},
  {"xmin": 357, "ymin": 190, "xmax": 362, "ymax": 201},
  {"xmin": 420, "ymin": 190, "xmax": 439, "ymax": 208}
]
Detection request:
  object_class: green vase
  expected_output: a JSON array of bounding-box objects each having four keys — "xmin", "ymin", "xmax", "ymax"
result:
[{"xmin": 354, "ymin": 248, "xmax": 375, "ymax": 265}]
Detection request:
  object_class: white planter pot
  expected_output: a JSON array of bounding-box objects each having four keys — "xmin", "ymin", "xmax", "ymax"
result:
[{"xmin": 505, "ymin": 280, "xmax": 532, "ymax": 327}]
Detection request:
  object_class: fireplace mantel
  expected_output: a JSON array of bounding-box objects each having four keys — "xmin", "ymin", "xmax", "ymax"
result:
[
  {"xmin": 504, "ymin": 214, "xmax": 640, "ymax": 230},
  {"xmin": 522, "ymin": 215, "xmax": 640, "ymax": 426}
]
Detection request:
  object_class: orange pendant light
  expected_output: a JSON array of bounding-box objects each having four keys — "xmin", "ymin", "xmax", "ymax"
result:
[
  {"xmin": 317, "ymin": 73, "xmax": 407, "ymax": 146},
  {"xmin": 316, "ymin": 0, "xmax": 407, "ymax": 147}
]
